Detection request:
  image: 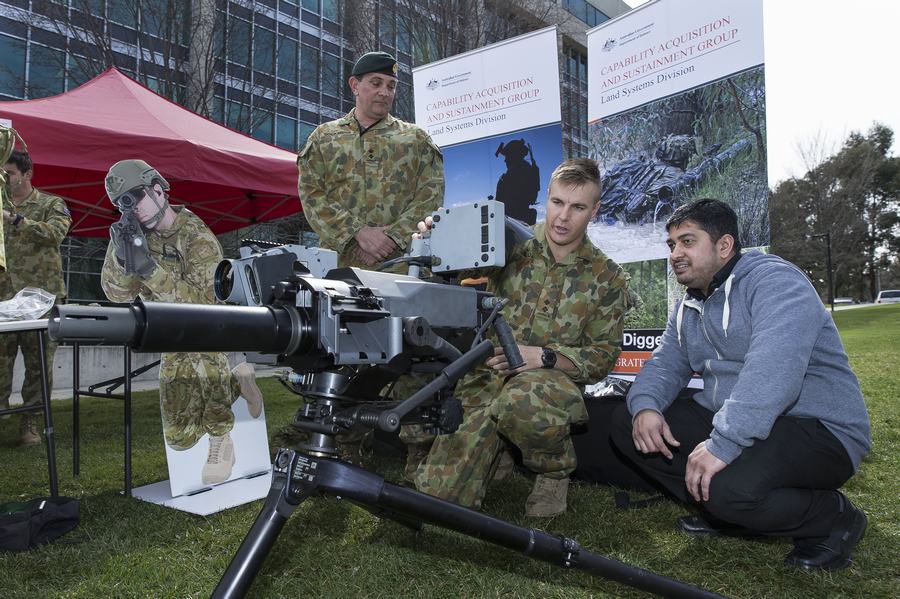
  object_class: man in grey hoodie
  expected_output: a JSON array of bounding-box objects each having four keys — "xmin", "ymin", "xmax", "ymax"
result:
[{"xmin": 610, "ymin": 198, "xmax": 870, "ymax": 571}]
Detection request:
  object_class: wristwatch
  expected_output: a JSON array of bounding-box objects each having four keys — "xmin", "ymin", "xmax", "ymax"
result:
[
  {"xmin": 541, "ymin": 347, "xmax": 557, "ymax": 369},
  {"xmin": 12, "ymin": 213, "xmax": 23, "ymax": 227}
]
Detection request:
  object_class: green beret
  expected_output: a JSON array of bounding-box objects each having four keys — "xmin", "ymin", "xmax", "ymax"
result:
[{"xmin": 351, "ymin": 51, "xmax": 398, "ymax": 78}]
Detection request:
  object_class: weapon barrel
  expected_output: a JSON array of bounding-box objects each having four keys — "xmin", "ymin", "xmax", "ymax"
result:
[{"xmin": 48, "ymin": 301, "xmax": 305, "ymax": 355}]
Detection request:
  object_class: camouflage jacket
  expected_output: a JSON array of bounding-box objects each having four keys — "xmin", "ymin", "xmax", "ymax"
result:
[
  {"xmin": 463, "ymin": 222, "xmax": 629, "ymax": 390},
  {"xmin": 0, "ymin": 188, "xmax": 71, "ymax": 300},
  {"xmin": 101, "ymin": 207, "xmax": 222, "ymax": 305},
  {"xmin": 297, "ymin": 109, "xmax": 444, "ymax": 268}
]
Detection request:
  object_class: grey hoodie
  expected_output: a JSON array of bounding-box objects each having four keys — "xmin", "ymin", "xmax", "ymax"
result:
[{"xmin": 627, "ymin": 251, "xmax": 871, "ymax": 469}]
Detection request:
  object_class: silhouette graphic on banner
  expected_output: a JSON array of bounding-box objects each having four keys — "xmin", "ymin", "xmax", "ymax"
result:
[{"xmin": 493, "ymin": 139, "xmax": 540, "ymax": 224}]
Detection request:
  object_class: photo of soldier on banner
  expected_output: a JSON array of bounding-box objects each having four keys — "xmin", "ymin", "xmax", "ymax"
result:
[
  {"xmin": 588, "ymin": 67, "xmax": 769, "ymax": 269},
  {"xmin": 589, "ymin": 67, "xmax": 768, "ymax": 330}
]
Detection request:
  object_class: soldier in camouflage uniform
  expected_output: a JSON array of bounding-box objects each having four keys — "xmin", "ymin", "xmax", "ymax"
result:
[
  {"xmin": 0, "ymin": 151, "xmax": 71, "ymax": 445},
  {"xmin": 100, "ymin": 160, "xmax": 262, "ymax": 485},
  {"xmin": 295, "ymin": 51, "xmax": 444, "ymax": 476},
  {"xmin": 415, "ymin": 158, "xmax": 629, "ymax": 517},
  {"xmin": 297, "ymin": 51, "xmax": 443, "ymax": 270}
]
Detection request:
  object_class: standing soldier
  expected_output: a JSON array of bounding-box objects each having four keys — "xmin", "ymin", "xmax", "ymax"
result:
[
  {"xmin": 416, "ymin": 159, "xmax": 630, "ymax": 517},
  {"xmin": 100, "ymin": 159, "xmax": 262, "ymax": 485},
  {"xmin": 298, "ymin": 50, "xmax": 444, "ymax": 269},
  {"xmin": 0, "ymin": 150, "xmax": 71, "ymax": 445},
  {"xmin": 296, "ymin": 51, "xmax": 444, "ymax": 476}
]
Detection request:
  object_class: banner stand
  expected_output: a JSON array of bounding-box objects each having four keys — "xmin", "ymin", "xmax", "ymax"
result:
[{"xmin": 132, "ymin": 471, "xmax": 271, "ymax": 516}]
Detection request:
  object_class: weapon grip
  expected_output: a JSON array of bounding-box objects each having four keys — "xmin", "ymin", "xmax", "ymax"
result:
[{"xmin": 494, "ymin": 315, "xmax": 524, "ymax": 370}]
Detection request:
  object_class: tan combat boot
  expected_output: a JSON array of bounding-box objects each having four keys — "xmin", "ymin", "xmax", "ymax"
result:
[
  {"xmin": 233, "ymin": 362, "xmax": 264, "ymax": 418},
  {"xmin": 19, "ymin": 415, "xmax": 41, "ymax": 446},
  {"xmin": 201, "ymin": 432, "xmax": 236, "ymax": 485},
  {"xmin": 524, "ymin": 474, "xmax": 569, "ymax": 518}
]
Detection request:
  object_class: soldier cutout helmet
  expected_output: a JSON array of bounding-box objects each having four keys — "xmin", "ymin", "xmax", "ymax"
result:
[
  {"xmin": 495, "ymin": 139, "xmax": 529, "ymax": 160},
  {"xmin": 105, "ymin": 159, "xmax": 170, "ymax": 230}
]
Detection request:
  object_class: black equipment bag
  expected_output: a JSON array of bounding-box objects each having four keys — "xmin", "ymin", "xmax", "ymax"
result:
[{"xmin": 0, "ymin": 496, "xmax": 80, "ymax": 552}]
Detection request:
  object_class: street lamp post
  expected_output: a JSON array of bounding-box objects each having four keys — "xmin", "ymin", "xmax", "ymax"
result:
[{"xmin": 812, "ymin": 232, "xmax": 834, "ymax": 312}]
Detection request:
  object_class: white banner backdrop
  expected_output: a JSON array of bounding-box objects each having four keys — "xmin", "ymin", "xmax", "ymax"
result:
[
  {"xmin": 414, "ymin": 26, "xmax": 561, "ymax": 147},
  {"xmin": 586, "ymin": 0, "xmax": 768, "ymax": 366},
  {"xmin": 588, "ymin": 0, "xmax": 764, "ymax": 122},
  {"xmin": 414, "ymin": 27, "xmax": 563, "ymax": 223}
]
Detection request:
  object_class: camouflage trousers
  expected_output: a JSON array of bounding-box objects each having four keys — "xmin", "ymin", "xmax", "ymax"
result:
[
  {"xmin": 159, "ymin": 351, "xmax": 239, "ymax": 450},
  {"xmin": 0, "ymin": 328, "xmax": 57, "ymax": 414},
  {"xmin": 415, "ymin": 368, "xmax": 587, "ymax": 509}
]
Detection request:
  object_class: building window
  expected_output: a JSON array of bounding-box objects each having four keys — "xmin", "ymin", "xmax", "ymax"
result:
[
  {"xmin": 278, "ymin": 37, "xmax": 298, "ymax": 82},
  {"xmin": 301, "ymin": 45, "xmax": 319, "ymax": 90},
  {"xmin": 322, "ymin": 52, "xmax": 340, "ymax": 98},
  {"xmin": 228, "ymin": 18, "xmax": 252, "ymax": 67},
  {"xmin": 67, "ymin": 55, "xmax": 93, "ymax": 90},
  {"xmin": 299, "ymin": 121, "xmax": 316, "ymax": 147},
  {"xmin": 302, "ymin": 0, "xmax": 319, "ymax": 13},
  {"xmin": 226, "ymin": 100, "xmax": 250, "ymax": 132},
  {"xmin": 254, "ymin": 26, "xmax": 276, "ymax": 75},
  {"xmin": 380, "ymin": 9, "xmax": 395, "ymax": 47},
  {"xmin": 253, "ymin": 113, "xmax": 274, "ymax": 143},
  {"xmin": 0, "ymin": 34, "xmax": 25, "ymax": 98},
  {"xmin": 109, "ymin": 0, "xmax": 138, "ymax": 28},
  {"xmin": 29, "ymin": 45, "xmax": 66, "ymax": 98},
  {"xmin": 322, "ymin": 0, "xmax": 338, "ymax": 22},
  {"xmin": 276, "ymin": 114, "xmax": 298, "ymax": 150}
]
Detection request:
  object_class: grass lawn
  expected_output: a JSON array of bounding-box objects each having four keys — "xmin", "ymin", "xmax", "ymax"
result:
[{"xmin": 1, "ymin": 304, "xmax": 897, "ymax": 598}]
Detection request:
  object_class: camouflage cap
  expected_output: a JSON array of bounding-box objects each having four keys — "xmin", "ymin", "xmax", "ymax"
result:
[
  {"xmin": 351, "ymin": 51, "xmax": 398, "ymax": 78},
  {"xmin": 105, "ymin": 159, "xmax": 170, "ymax": 203}
]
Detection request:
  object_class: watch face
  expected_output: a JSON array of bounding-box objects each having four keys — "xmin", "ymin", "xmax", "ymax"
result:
[{"xmin": 542, "ymin": 348, "xmax": 556, "ymax": 368}]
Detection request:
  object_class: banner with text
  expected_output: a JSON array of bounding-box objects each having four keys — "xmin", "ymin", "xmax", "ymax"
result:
[
  {"xmin": 414, "ymin": 27, "xmax": 563, "ymax": 223},
  {"xmin": 586, "ymin": 0, "xmax": 767, "ymax": 375}
]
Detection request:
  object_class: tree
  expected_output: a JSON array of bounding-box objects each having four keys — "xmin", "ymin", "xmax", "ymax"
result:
[
  {"xmin": 341, "ymin": 0, "xmax": 564, "ymax": 67},
  {"xmin": 771, "ymin": 124, "xmax": 900, "ymax": 301},
  {"xmin": 12, "ymin": 0, "xmax": 279, "ymax": 133}
]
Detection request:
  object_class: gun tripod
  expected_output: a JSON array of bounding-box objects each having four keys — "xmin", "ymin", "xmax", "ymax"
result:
[{"xmin": 212, "ymin": 448, "xmax": 725, "ymax": 599}]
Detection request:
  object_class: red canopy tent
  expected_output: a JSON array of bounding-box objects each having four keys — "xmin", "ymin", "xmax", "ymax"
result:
[{"xmin": 0, "ymin": 68, "xmax": 300, "ymax": 236}]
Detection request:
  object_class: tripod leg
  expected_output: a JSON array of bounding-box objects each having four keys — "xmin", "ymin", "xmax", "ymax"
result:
[
  {"xmin": 372, "ymin": 482, "xmax": 725, "ymax": 599},
  {"xmin": 212, "ymin": 454, "xmax": 309, "ymax": 599},
  {"xmin": 215, "ymin": 451, "xmax": 725, "ymax": 599}
]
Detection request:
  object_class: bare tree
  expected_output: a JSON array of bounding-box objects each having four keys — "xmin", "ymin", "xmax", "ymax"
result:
[
  {"xmin": 341, "ymin": 0, "xmax": 565, "ymax": 66},
  {"xmin": 13, "ymin": 0, "xmax": 282, "ymax": 133}
]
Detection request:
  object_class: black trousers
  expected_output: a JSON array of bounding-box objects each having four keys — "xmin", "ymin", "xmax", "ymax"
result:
[{"xmin": 610, "ymin": 398, "xmax": 855, "ymax": 540}]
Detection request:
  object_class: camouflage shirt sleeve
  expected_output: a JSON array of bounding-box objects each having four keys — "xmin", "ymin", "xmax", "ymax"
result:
[
  {"xmin": 100, "ymin": 242, "xmax": 143, "ymax": 302},
  {"xmin": 491, "ymin": 226, "xmax": 629, "ymax": 386},
  {"xmin": 139, "ymin": 218, "xmax": 221, "ymax": 304},
  {"xmin": 297, "ymin": 126, "xmax": 365, "ymax": 254},
  {"xmin": 548, "ymin": 262, "xmax": 629, "ymax": 384},
  {"xmin": 16, "ymin": 194, "xmax": 71, "ymax": 246},
  {"xmin": 382, "ymin": 131, "xmax": 444, "ymax": 251}
]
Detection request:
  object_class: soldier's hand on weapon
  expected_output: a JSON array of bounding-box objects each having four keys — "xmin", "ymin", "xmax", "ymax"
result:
[
  {"xmin": 486, "ymin": 344, "xmax": 542, "ymax": 374},
  {"xmin": 109, "ymin": 220, "xmax": 131, "ymax": 267},
  {"xmin": 110, "ymin": 218, "xmax": 158, "ymax": 277},
  {"xmin": 352, "ymin": 245, "xmax": 381, "ymax": 266},
  {"xmin": 632, "ymin": 409, "xmax": 680, "ymax": 460},
  {"xmin": 355, "ymin": 225, "xmax": 397, "ymax": 262},
  {"xmin": 412, "ymin": 212, "xmax": 442, "ymax": 239}
]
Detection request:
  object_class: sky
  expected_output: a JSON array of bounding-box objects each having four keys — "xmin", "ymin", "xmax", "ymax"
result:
[{"xmin": 620, "ymin": 0, "xmax": 900, "ymax": 187}]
